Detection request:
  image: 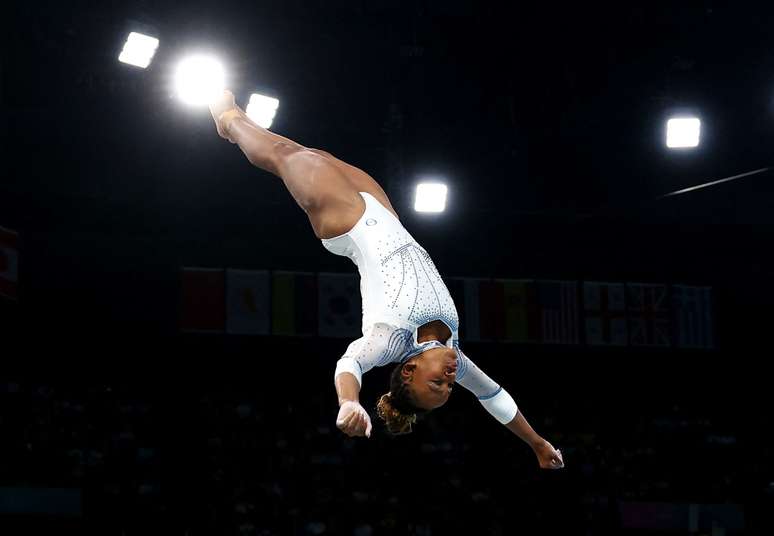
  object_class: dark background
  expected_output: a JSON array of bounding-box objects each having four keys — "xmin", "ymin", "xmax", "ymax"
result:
[{"xmin": 1, "ymin": 1, "xmax": 771, "ymax": 534}]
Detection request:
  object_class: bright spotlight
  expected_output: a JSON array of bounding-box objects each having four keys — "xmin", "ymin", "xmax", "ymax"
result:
[
  {"xmin": 414, "ymin": 183, "xmax": 448, "ymax": 213},
  {"xmin": 666, "ymin": 117, "xmax": 701, "ymax": 148},
  {"xmin": 174, "ymin": 55, "xmax": 225, "ymax": 106},
  {"xmin": 118, "ymin": 32, "xmax": 159, "ymax": 69},
  {"xmin": 246, "ymin": 93, "xmax": 280, "ymax": 129}
]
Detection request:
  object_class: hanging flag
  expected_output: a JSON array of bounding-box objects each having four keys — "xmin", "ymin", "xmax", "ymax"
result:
[
  {"xmin": 445, "ymin": 277, "xmax": 486, "ymax": 341},
  {"xmin": 179, "ymin": 268, "xmax": 225, "ymax": 333},
  {"xmin": 272, "ymin": 271, "xmax": 317, "ymax": 336},
  {"xmin": 626, "ymin": 283, "xmax": 670, "ymax": 347},
  {"xmin": 447, "ymin": 278, "xmax": 539, "ymax": 343},
  {"xmin": 444, "ymin": 277, "xmax": 467, "ymax": 336},
  {"xmin": 538, "ymin": 280, "xmax": 580, "ymax": 344},
  {"xmin": 672, "ymin": 285, "xmax": 714, "ymax": 349},
  {"xmin": 583, "ymin": 282, "xmax": 628, "ymax": 346},
  {"xmin": 318, "ymin": 272, "xmax": 362, "ymax": 338},
  {"xmin": 478, "ymin": 279, "xmax": 508, "ymax": 341},
  {"xmin": 226, "ymin": 269, "xmax": 270, "ymax": 335},
  {"xmin": 462, "ymin": 278, "xmax": 486, "ymax": 341},
  {"xmin": 501, "ymin": 279, "xmax": 540, "ymax": 343},
  {"xmin": 0, "ymin": 226, "xmax": 19, "ymax": 301}
]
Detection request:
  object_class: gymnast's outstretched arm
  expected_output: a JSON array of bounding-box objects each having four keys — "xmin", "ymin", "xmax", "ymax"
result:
[
  {"xmin": 456, "ymin": 349, "xmax": 565, "ymax": 469},
  {"xmin": 506, "ymin": 411, "xmax": 565, "ymax": 469}
]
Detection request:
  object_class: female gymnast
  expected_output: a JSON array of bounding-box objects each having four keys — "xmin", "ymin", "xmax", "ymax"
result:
[{"xmin": 209, "ymin": 91, "xmax": 564, "ymax": 469}]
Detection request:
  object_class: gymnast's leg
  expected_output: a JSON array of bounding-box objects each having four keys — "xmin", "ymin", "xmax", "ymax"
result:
[{"xmin": 208, "ymin": 91, "xmax": 364, "ymax": 239}]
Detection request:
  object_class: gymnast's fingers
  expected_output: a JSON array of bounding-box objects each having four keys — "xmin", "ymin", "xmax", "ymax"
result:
[
  {"xmin": 352, "ymin": 412, "xmax": 366, "ymax": 435},
  {"xmin": 336, "ymin": 408, "xmax": 356, "ymax": 429}
]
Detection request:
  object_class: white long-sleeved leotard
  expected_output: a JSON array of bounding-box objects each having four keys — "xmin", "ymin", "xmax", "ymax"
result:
[{"xmin": 322, "ymin": 192, "xmax": 518, "ymax": 423}]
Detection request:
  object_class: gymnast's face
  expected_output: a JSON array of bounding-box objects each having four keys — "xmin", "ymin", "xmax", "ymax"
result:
[{"xmin": 401, "ymin": 347, "xmax": 458, "ymax": 410}]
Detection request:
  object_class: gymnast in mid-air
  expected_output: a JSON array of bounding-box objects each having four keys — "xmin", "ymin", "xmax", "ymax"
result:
[{"xmin": 209, "ymin": 90, "xmax": 564, "ymax": 469}]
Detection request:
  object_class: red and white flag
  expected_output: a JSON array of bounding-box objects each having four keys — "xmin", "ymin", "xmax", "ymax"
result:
[
  {"xmin": 179, "ymin": 267, "xmax": 225, "ymax": 333},
  {"xmin": 0, "ymin": 226, "xmax": 19, "ymax": 301},
  {"xmin": 583, "ymin": 282, "xmax": 628, "ymax": 346},
  {"xmin": 626, "ymin": 283, "xmax": 670, "ymax": 347}
]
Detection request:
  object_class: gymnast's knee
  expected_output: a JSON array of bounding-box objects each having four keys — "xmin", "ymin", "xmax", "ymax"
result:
[
  {"xmin": 274, "ymin": 144, "xmax": 334, "ymax": 177},
  {"xmin": 245, "ymin": 140, "xmax": 305, "ymax": 175},
  {"xmin": 307, "ymin": 148, "xmax": 335, "ymax": 160}
]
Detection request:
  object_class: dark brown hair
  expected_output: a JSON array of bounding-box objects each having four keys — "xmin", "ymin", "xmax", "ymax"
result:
[{"xmin": 376, "ymin": 361, "xmax": 428, "ymax": 435}]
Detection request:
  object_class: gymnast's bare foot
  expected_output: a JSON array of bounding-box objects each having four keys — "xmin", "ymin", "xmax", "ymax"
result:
[{"xmin": 208, "ymin": 90, "xmax": 243, "ymax": 143}]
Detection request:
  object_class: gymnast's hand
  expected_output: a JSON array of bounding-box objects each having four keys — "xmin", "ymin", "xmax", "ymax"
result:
[
  {"xmin": 336, "ymin": 400, "xmax": 373, "ymax": 438},
  {"xmin": 533, "ymin": 439, "xmax": 565, "ymax": 470},
  {"xmin": 208, "ymin": 90, "xmax": 242, "ymax": 143}
]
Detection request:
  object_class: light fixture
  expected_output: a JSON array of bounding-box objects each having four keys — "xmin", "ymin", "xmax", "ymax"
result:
[
  {"xmin": 414, "ymin": 183, "xmax": 448, "ymax": 213},
  {"xmin": 246, "ymin": 93, "xmax": 280, "ymax": 129},
  {"xmin": 173, "ymin": 55, "xmax": 226, "ymax": 106},
  {"xmin": 118, "ymin": 32, "xmax": 159, "ymax": 69},
  {"xmin": 666, "ymin": 117, "xmax": 701, "ymax": 148}
]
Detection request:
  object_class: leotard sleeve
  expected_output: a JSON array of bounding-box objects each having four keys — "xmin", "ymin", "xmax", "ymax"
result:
[
  {"xmin": 455, "ymin": 346, "xmax": 519, "ymax": 424},
  {"xmin": 334, "ymin": 323, "xmax": 413, "ymax": 387}
]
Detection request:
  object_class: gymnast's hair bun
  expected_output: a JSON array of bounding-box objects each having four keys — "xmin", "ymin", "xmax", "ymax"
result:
[{"xmin": 376, "ymin": 392, "xmax": 417, "ymax": 436}]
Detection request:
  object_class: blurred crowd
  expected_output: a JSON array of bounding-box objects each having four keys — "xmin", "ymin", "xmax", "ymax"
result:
[
  {"xmin": 0, "ymin": 324, "xmax": 774, "ymax": 536},
  {"xmin": 0, "ymin": 356, "xmax": 754, "ymax": 535}
]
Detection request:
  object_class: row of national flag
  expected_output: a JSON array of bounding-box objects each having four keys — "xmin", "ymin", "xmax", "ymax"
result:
[
  {"xmin": 180, "ymin": 269, "xmax": 362, "ymax": 338},
  {"xmin": 179, "ymin": 268, "xmax": 715, "ymax": 349},
  {"xmin": 445, "ymin": 279, "xmax": 713, "ymax": 349}
]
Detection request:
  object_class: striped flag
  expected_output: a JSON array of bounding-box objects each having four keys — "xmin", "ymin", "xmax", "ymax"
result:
[
  {"xmin": 226, "ymin": 269, "xmax": 270, "ymax": 335},
  {"xmin": 444, "ymin": 277, "xmax": 468, "ymax": 336},
  {"xmin": 0, "ymin": 226, "xmax": 19, "ymax": 301},
  {"xmin": 446, "ymin": 278, "xmax": 539, "ymax": 343},
  {"xmin": 583, "ymin": 282, "xmax": 628, "ymax": 346},
  {"xmin": 672, "ymin": 285, "xmax": 714, "ymax": 349},
  {"xmin": 318, "ymin": 272, "xmax": 362, "ymax": 338},
  {"xmin": 626, "ymin": 283, "xmax": 670, "ymax": 347},
  {"xmin": 272, "ymin": 271, "xmax": 317, "ymax": 336},
  {"xmin": 446, "ymin": 278, "xmax": 487, "ymax": 341},
  {"xmin": 500, "ymin": 279, "xmax": 540, "ymax": 343},
  {"xmin": 179, "ymin": 268, "xmax": 225, "ymax": 333},
  {"xmin": 461, "ymin": 278, "xmax": 486, "ymax": 341},
  {"xmin": 451, "ymin": 278, "xmax": 507, "ymax": 341},
  {"xmin": 538, "ymin": 280, "xmax": 579, "ymax": 344},
  {"xmin": 479, "ymin": 279, "xmax": 506, "ymax": 341}
]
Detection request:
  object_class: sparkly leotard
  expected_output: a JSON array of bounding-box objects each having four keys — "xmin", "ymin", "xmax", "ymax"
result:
[{"xmin": 322, "ymin": 192, "xmax": 503, "ymax": 400}]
